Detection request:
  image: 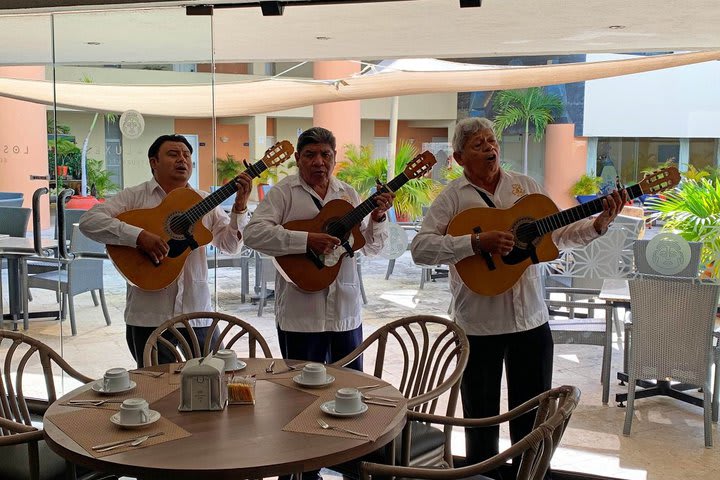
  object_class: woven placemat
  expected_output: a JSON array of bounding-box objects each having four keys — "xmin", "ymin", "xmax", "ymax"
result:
[
  {"xmin": 69, "ymin": 372, "xmax": 179, "ymax": 406},
  {"xmin": 282, "ymin": 394, "xmax": 407, "ymax": 442},
  {"xmin": 45, "ymin": 407, "xmax": 190, "ymax": 458}
]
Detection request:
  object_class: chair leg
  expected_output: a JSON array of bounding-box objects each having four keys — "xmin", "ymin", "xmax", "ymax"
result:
[
  {"xmin": 68, "ymin": 295, "xmax": 77, "ymax": 336},
  {"xmin": 20, "ymin": 260, "xmax": 30, "ymax": 331},
  {"xmin": 356, "ymin": 260, "xmax": 368, "ymax": 305},
  {"xmin": 60, "ymin": 294, "xmax": 68, "ymax": 320},
  {"xmin": 712, "ymin": 345, "xmax": 719, "ymax": 423},
  {"xmin": 257, "ymin": 265, "xmax": 265, "ymax": 317},
  {"xmin": 99, "ymin": 289, "xmax": 111, "ymax": 326},
  {"xmin": 623, "ymin": 374, "xmax": 637, "ymax": 436},
  {"xmin": 419, "ymin": 268, "xmax": 428, "ymax": 290},
  {"xmin": 385, "ymin": 259, "xmax": 395, "ymax": 280},
  {"xmin": 703, "ymin": 381, "xmax": 713, "ymax": 447},
  {"xmin": 90, "ymin": 290, "xmax": 100, "ymax": 306}
]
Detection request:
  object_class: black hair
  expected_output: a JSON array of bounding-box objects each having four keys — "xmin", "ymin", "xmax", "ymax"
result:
[
  {"xmin": 297, "ymin": 127, "xmax": 336, "ymax": 153},
  {"xmin": 147, "ymin": 134, "xmax": 193, "ymax": 159}
]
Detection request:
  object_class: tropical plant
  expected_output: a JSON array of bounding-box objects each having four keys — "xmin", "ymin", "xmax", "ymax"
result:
[
  {"xmin": 647, "ymin": 177, "xmax": 720, "ymax": 278},
  {"xmin": 492, "ymin": 87, "xmax": 563, "ymax": 175},
  {"xmin": 570, "ymin": 174, "xmax": 603, "ymax": 196},
  {"xmin": 85, "ymin": 158, "xmax": 119, "ymax": 198},
  {"xmin": 337, "ymin": 142, "xmax": 441, "ymax": 221},
  {"xmin": 216, "ymin": 153, "xmax": 243, "ymax": 184}
]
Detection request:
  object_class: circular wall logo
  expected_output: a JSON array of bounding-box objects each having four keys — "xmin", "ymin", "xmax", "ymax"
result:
[
  {"xmin": 119, "ymin": 110, "xmax": 145, "ymax": 139},
  {"xmin": 645, "ymin": 232, "xmax": 691, "ymax": 276}
]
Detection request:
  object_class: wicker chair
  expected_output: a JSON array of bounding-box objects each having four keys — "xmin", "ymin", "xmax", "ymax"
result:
[
  {"xmin": 360, "ymin": 385, "xmax": 581, "ymax": 480},
  {"xmin": 0, "ymin": 331, "xmax": 100, "ymax": 480},
  {"xmin": 623, "ymin": 275, "xmax": 720, "ymax": 448},
  {"xmin": 141, "ymin": 311, "xmax": 273, "ymax": 367},
  {"xmin": 328, "ymin": 315, "xmax": 470, "ymax": 477}
]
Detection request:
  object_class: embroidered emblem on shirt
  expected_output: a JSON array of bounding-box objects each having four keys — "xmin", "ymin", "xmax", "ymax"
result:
[{"xmin": 511, "ymin": 184, "xmax": 526, "ymax": 196}]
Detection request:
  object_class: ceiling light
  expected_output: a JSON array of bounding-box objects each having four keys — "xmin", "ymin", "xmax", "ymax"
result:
[
  {"xmin": 86, "ymin": 42, "xmax": 101, "ymax": 45},
  {"xmin": 316, "ymin": 36, "xmax": 331, "ymax": 41},
  {"xmin": 608, "ymin": 25, "xmax": 626, "ymax": 29}
]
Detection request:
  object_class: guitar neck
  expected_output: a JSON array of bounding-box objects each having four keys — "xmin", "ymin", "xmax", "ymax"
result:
[
  {"xmin": 331, "ymin": 173, "xmax": 409, "ymax": 234},
  {"xmin": 184, "ymin": 160, "xmax": 269, "ymax": 223},
  {"xmin": 535, "ymin": 183, "xmax": 643, "ymax": 235}
]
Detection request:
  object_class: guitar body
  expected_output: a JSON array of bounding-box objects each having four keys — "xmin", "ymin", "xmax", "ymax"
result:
[
  {"xmin": 106, "ymin": 188, "xmax": 213, "ymax": 291},
  {"xmin": 274, "ymin": 199, "xmax": 366, "ymax": 292},
  {"xmin": 447, "ymin": 193, "xmax": 560, "ymax": 296}
]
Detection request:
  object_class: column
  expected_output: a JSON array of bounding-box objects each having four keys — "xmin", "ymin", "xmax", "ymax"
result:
[
  {"xmin": 0, "ymin": 66, "xmax": 50, "ymax": 229},
  {"xmin": 249, "ymin": 114, "xmax": 268, "ymax": 161},
  {"xmin": 544, "ymin": 124, "xmax": 587, "ymax": 210},
  {"xmin": 313, "ymin": 61, "xmax": 361, "ymax": 165}
]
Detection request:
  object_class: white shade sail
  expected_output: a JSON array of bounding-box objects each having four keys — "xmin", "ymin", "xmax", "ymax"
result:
[{"xmin": 1, "ymin": 51, "xmax": 719, "ymax": 118}]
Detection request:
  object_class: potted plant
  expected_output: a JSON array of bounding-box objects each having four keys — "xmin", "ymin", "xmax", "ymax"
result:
[
  {"xmin": 216, "ymin": 153, "xmax": 243, "ymax": 185},
  {"xmin": 337, "ymin": 141, "xmax": 441, "ymax": 222},
  {"xmin": 648, "ymin": 177, "xmax": 720, "ymax": 278},
  {"xmin": 570, "ymin": 174, "xmax": 603, "ymax": 204}
]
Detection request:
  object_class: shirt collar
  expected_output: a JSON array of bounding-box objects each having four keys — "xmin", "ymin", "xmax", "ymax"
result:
[
  {"xmin": 457, "ymin": 169, "xmax": 509, "ymax": 193},
  {"xmin": 292, "ymin": 174, "xmax": 341, "ymax": 196}
]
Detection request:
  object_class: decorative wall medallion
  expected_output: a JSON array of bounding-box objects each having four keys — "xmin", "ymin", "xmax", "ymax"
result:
[
  {"xmin": 119, "ymin": 110, "xmax": 145, "ymax": 139},
  {"xmin": 645, "ymin": 232, "xmax": 691, "ymax": 276}
]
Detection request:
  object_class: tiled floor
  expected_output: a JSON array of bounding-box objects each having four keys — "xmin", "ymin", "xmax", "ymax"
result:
[{"xmin": 2, "ymin": 250, "xmax": 718, "ymax": 480}]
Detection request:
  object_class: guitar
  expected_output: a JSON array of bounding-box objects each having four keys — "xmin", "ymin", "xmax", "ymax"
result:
[
  {"xmin": 447, "ymin": 166, "xmax": 681, "ymax": 296},
  {"xmin": 106, "ymin": 140, "xmax": 294, "ymax": 291},
  {"xmin": 274, "ymin": 151, "xmax": 437, "ymax": 292}
]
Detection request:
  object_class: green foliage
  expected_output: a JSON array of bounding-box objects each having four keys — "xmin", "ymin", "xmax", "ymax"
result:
[
  {"xmin": 216, "ymin": 153, "xmax": 243, "ymax": 184},
  {"xmin": 493, "ymin": 87, "xmax": 563, "ymax": 142},
  {"xmin": 86, "ymin": 158, "xmax": 119, "ymax": 198},
  {"xmin": 337, "ymin": 142, "xmax": 441, "ymax": 220},
  {"xmin": 48, "ymin": 138, "xmax": 81, "ymax": 179},
  {"xmin": 255, "ymin": 160, "xmax": 296, "ymax": 186},
  {"xmin": 648, "ymin": 178, "xmax": 720, "ymax": 277},
  {"xmin": 570, "ymin": 174, "xmax": 603, "ymax": 196}
]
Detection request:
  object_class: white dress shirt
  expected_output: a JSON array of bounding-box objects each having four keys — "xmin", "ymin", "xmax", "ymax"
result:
[
  {"xmin": 243, "ymin": 175, "xmax": 388, "ymax": 333},
  {"xmin": 79, "ymin": 179, "xmax": 248, "ymax": 328},
  {"xmin": 411, "ymin": 170, "xmax": 600, "ymax": 336}
]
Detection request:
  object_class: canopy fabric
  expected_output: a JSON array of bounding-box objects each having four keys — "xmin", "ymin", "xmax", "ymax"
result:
[{"xmin": 1, "ymin": 51, "xmax": 719, "ymax": 118}]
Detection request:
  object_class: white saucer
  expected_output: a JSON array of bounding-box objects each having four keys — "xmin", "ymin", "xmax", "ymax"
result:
[
  {"xmin": 91, "ymin": 380, "xmax": 137, "ymax": 395},
  {"xmin": 292, "ymin": 374, "xmax": 335, "ymax": 388},
  {"xmin": 110, "ymin": 410, "xmax": 161, "ymax": 429},
  {"xmin": 320, "ymin": 400, "xmax": 368, "ymax": 418},
  {"xmin": 225, "ymin": 360, "xmax": 247, "ymax": 373}
]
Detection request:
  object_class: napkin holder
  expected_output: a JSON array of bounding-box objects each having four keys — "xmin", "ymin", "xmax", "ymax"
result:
[{"xmin": 178, "ymin": 355, "xmax": 227, "ymax": 411}]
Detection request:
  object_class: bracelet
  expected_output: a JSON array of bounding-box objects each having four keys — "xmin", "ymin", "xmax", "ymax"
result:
[{"xmin": 233, "ymin": 206, "xmax": 248, "ymax": 215}]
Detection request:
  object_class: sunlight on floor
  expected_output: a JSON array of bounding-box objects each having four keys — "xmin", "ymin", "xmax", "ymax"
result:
[{"xmin": 379, "ymin": 289, "xmax": 421, "ymax": 309}]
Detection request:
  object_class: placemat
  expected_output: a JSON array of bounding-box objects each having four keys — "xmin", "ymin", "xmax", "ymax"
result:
[
  {"xmin": 46, "ymin": 407, "xmax": 191, "ymax": 458},
  {"xmin": 69, "ymin": 372, "xmax": 180, "ymax": 406},
  {"xmin": 282, "ymin": 394, "xmax": 407, "ymax": 442}
]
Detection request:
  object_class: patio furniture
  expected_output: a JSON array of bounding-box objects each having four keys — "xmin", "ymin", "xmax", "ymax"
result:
[
  {"xmin": 623, "ymin": 275, "xmax": 720, "ymax": 447},
  {"xmin": 329, "ymin": 315, "xmax": 470, "ymax": 475},
  {"xmin": 42, "ymin": 359, "xmax": 407, "ymax": 480},
  {"xmin": 359, "ymin": 385, "xmax": 580, "ymax": 480},
  {"xmin": 0, "ymin": 331, "xmax": 97, "ymax": 480},
  {"xmin": 0, "ymin": 192, "xmax": 24, "ymax": 207},
  {"xmin": 24, "ymin": 225, "xmax": 110, "ymax": 336},
  {"xmin": 142, "ymin": 311, "xmax": 273, "ymax": 366},
  {"xmin": 0, "ymin": 206, "xmax": 31, "ymax": 320}
]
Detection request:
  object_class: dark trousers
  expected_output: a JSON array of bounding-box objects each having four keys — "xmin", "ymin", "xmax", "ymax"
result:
[
  {"xmin": 461, "ymin": 322, "xmax": 553, "ymax": 469},
  {"xmin": 126, "ymin": 324, "xmax": 220, "ymax": 368},
  {"xmin": 276, "ymin": 325, "xmax": 364, "ymax": 371}
]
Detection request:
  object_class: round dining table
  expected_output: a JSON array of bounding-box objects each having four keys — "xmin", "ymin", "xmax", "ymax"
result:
[{"xmin": 43, "ymin": 358, "xmax": 407, "ymax": 480}]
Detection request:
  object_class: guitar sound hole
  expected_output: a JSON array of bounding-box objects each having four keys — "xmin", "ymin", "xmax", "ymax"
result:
[
  {"xmin": 512, "ymin": 218, "xmax": 539, "ymax": 250},
  {"xmin": 167, "ymin": 213, "xmax": 192, "ymax": 240}
]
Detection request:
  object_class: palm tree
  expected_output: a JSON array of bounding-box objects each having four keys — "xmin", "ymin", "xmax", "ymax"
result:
[
  {"xmin": 492, "ymin": 87, "xmax": 563, "ymax": 175},
  {"xmin": 337, "ymin": 142, "xmax": 441, "ymax": 221}
]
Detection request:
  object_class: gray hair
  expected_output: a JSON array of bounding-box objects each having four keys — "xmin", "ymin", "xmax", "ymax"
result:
[
  {"xmin": 452, "ymin": 117, "xmax": 495, "ymax": 152},
  {"xmin": 297, "ymin": 127, "xmax": 336, "ymax": 152}
]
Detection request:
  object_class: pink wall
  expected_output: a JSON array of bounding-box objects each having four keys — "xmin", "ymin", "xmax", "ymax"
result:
[
  {"xmin": 543, "ymin": 124, "xmax": 588, "ymax": 210},
  {"xmin": 313, "ymin": 62, "xmax": 361, "ymax": 166},
  {"xmin": 0, "ymin": 66, "xmax": 50, "ymax": 229}
]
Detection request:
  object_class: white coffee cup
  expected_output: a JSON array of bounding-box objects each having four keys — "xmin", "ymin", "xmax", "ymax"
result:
[
  {"xmin": 119, "ymin": 398, "xmax": 150, "ymax": 425},
  {"xmin": 214, "ymin": 349, "xmax": 238, "ymax": 371},
  {"xmin": 335, "ymin": 388, "xmax": 363, "ymax": 413},
  {"xmin": 103, "ymin": 367, "xmax": 130, "ymax": 392},
  {"xmin": 301, "ymin": 363, "xmax": 327, "ymax": 384}
]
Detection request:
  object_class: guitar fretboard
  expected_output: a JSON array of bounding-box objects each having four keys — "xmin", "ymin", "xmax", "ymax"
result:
[
  {"xmin": 534, "ymin": 184, "xmax": 643, "ymax": 235},
  {"xmin": 184, "ymin": 160, "xmax": 269, "ymax": 223},
  {"xmin": 327, "ymin": 174, "xmax": 409, "ymax": 237}
]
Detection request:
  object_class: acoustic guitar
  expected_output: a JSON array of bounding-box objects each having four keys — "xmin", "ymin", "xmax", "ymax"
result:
[
  {"xmin": 106, "ymin": 140, "xmax": 294, "ymax": 291},
  {"xmin": 274, "ymin": 151, "xmax": 437, "ymax": 292},
  {"xmin": 447, "ymin": 166, "xmax": 681, "ymax": 296}
]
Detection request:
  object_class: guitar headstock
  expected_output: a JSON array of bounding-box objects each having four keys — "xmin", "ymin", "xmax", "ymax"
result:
[
  {"xmin": 403, "ymin": 151, "xmax": 437, "ymax": 179},
  {"xmin": 638, "ymin": 165, "xmax": 681, "ymax": 195},
  {"xmin": 262, "ymin": 140, "xmax": 295, "ymax": 168}
]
